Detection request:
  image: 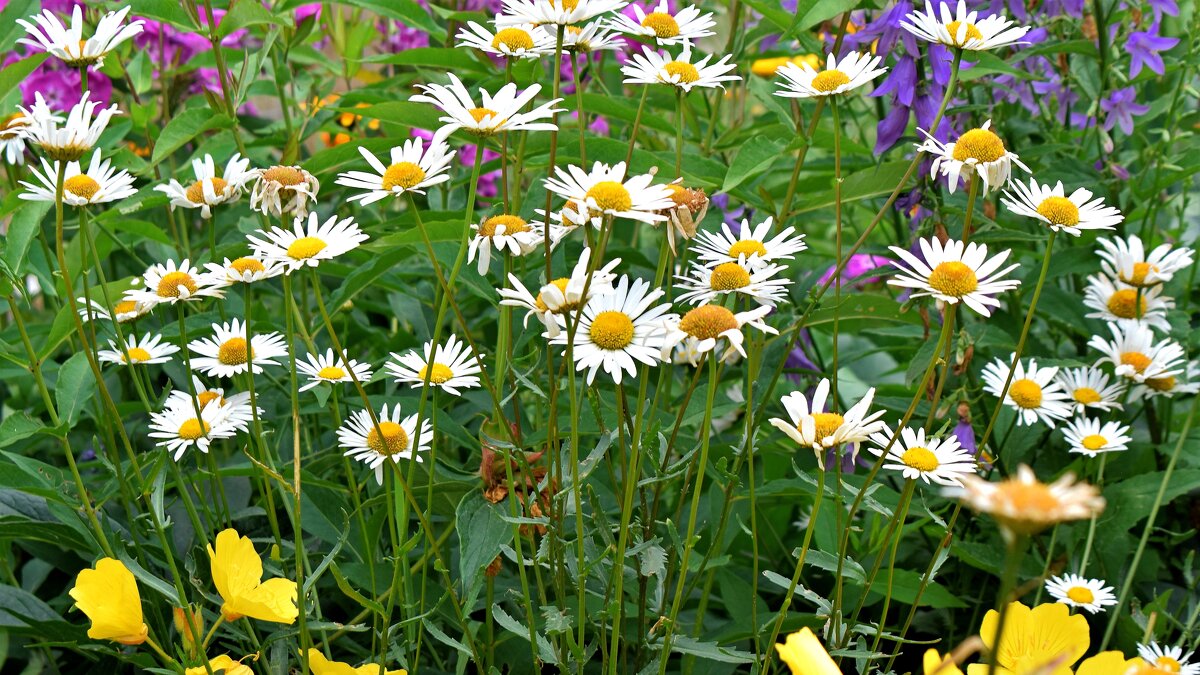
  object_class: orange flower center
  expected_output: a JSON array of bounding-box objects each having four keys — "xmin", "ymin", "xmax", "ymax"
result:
[
  {"xmin": 217, "ymin": 338, "xmax": 251, "ymax": 366},
  {"xmin": 64, "ymin": 174, "xmax": 101, "ymax": 200},
  {"xmin": 382, "ymin": 161, "xmax": 426, "ymax": 191},
  {"xmin": 1036, "ymin": 196, "xmax": 1080, "ymax": 226},
  {"xmin": 589, "ymin": 311, "xmax": 635, "ymax": 350},
  {"xmin": 185, "ymin": 177, "xmax": 229, "ymax": 203},
  {"xmin": 156, "ymin": 271, "xmax": 197, "ymax": 298},
  {"xmin": 479, "ymin": 215, "xmax": 530, "ymax": 237},
  {"xmin": 287, "ymin": 236, "xmax": 327, "ymax": 260},
  {"xmin": 262, "ymin": 166, "xmax": 307, "ymax": 186},
  {"xmin": 927, "ymin": 261, "xmax": 979, "ymax": 297},
  {"xmin": 900, "ymin": 446, "xmax": 940, "ymax": 472},
  {"xmin": 1106, "ymin": 289, "xmax": 1145, "ymax": 319},
  {"xmin": 366, "ymin": 421, "xmax": 410, "ymax": 455},
  {"xmin": 678, "ymin": 305, "xmax": 739, "ymax": 340},
  {"xmin": 585, "ymin": 181, "xmax": 633, "ymax": 212},
  {"xmin": 951, "ymin": 128, "xmax": 1006, "ymax": 163}
]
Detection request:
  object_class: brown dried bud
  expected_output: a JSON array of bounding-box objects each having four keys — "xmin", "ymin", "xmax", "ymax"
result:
[
  {"xmin": 954, "ymin": 343, "xmax": 975, "ymax": 375},
  {"xmin": 485, "ymin": 556, "xmax": 503, "ymax": 577},
  {"xmin": 1080, "ymin": 14, "xmax": 1097, "ymax": 41},
  {"xmin": 982, "ymin": 198, "xmax": 996, "ymax": 221}
]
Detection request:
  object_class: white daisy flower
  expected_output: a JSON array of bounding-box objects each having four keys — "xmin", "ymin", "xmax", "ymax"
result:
[
  {"xmin": 15, "ymin": 92, "xmax": 120, "ymax": 161},
  {"xmin": 1000, "ymin": 178, "xmax": 1124, "ymax": 236},
  {"xmin": 900, "ymin": 0, "xmax": 1030, "ymax": 50},
  {"xmin": 248, "ymin": 212, "xmax": 369, "ymax": 273},
  {"xmin": 691, "ymin": 216, "xmax": 807, "ymax": 269},
  {"xmin": 18, "ymin": 5, "xmax": 143, "ymax": 68},
  {"xmin": 768, "ymin": 379, "xmax": 887, "ymax": 466},
  {"xmin": 296, "ymin": 348, "xmax": 374, "ymax": 393},
  {"xmin": 203, "ymin": 257, "xmax": 285, "ymax": 286},
  {"xmin": 124, "ymin": 259, "xmax": 225, "ymax": 307},
  {"xmin": 467, "ymin": 214, "xmax": 564, "ymax": 275},
  {"xmin": 1044, "ymin": 575, "xmax": 1117, "ymax": 614},
  {"xmin": 606, "ymin": 0, "xmax": 716, "ymax": 46},
  {"xmin": 335, "ymin": 137, "xmax": 455, "ymax": 205},
  {"xmin": 496, "ymin": 0, "xmax": 628, "ymax": 27},
  {"xmin": 549, "ymin": 274, "xmax": 674, "ymax": 385},
  {"xmin": 149, "ymin": 397, "xmax": 245, "ymax": 461},
  {"xmin": 543, "ymin": 161, "xmax": 675, "ymax": 228},
  {"xmin": 1089, "ymin": 323, "xmax": 1187, "ymax": 384},
  {"xmin": 20, "ymin": 151, "xmax": 136, "ymax": 205},
  {"xmin": 1137, "ymin": 643, "xmax": 1200, "ymax": 675},
  {"xmin": 0, "ymin": 112, "xmax": 30, "ymax": 165},
  {"xmin": 154, "ymin": 154, "xmax": 253, "ymax": 219},
  {"xmin": 1082, "ymin": 274, "xmax": 1173, "ymax": 332},
  {"xmin": 188, "ymin": 318, "xmax": 289, "ymax": 378},
  {"xmin": 980, "ymin": 355, "xmax": 1073, "ymax": 427},
  {"xmin": 410, "ymin": 74, "xmax": 564, "ymax": 137},
  {"xmin": 1096, "ymin": 235, "xmax": 1195, "ymax": 288},
  {"xmin": 673, "ymin": 258, "xmax": 792, "ymax": 307},
  {"xmin": 917, "ymin": 120, "xmax": 1029, "ymax": 194},
  {"xmin": 658, "ymin": 304, "xmax": 777, "ymax": 366},
  {"xmin": 498, "ymin": 247, "xmax": 621, "ymax": 338},
  {"xmin": 1130, "ymin": 360, "xmax": 1200, "ymax": 401},
  {"xmin": 774, "ymin": 51, "xmax": 887, "ymax": 98},
  {"xmin": 249, "ymin": 165, "xmax": 320, "ymax": 219},
  {"xmin": 166, "ymin": 376, "xmax": 256, "ymax": 428},
  {"xmin": 562, "ymin": 21, "xmax": 623, "ymax": 52},
  {"xmin": 338, "ymin": 404, "xmax": 430, "ymax": 485},
  {"xmin": 97, "ymin": 333, "xmax": 179, "ymax": 366},
  {"xmin": 1053, "ymin": 367, "xmax": 1125, "ymax": 415},
  {"xmin": 385, "ymin": 334, "xmax": 483, "ymax": 396},
  {"xmin": 77, "ymin": 297, "xmax": 151, "ymax": 323},
  {"xmin": 887, "ymin": 237, "xmax": 1020, "ymax": 316},
  {"xmin": 456, "ymin": 22, "xmax": 555, "ymax": 58},
  {"xmin": 866, "ymin": 424, "xmax": 977, "ymax": 486},
  {"xmin": 1061, "ymin": 417, "xmax": 1131, "ymax": 457},
  {"xmin": 620, "ymin": 46, "xmax": 740, "ymax": 92}
]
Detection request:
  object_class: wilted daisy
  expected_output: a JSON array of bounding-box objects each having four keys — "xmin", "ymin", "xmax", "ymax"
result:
[
  {"xmin": 621, "ymin": 46, "xmax": 740, "ymax": 92},
  {"xmin": 1137, "ymin": 644, "xmax": 1200, "ymax": 675},
  {"xmin": 1061, "ymin": 417, "xmax": 1131, "ymax": 457},
  {"xmin": 188, "ymin": 319, "xmax": 289, "ymax": 378},
  {"xmin": 563, "ymin": 21, "xmax": 623, "ymax": 52},
  {"xmin": 497, "ymin": 0, "xmax": 628, "ymax": 26},
  {"xmin": 544, "ymin": 161, "xmax": 675, "ymax": 228},
  {"xmin": 887, "ymin": 237, "xmax": 1020, "ymax": 316},
  {"xmin": 981, "ymin": 356, "xmax": 1072, "ymax": 427},
  {"xmin": 386, "ymin": 335, "xmax": 483, "ymax": 396},
  {"xmin": 1130, "ymin": 360, "xmax": 1200, "ymax": 400},
  {"xmin": 774, "ymin": 51, "xmax": 887, "ymax": 98},
  {"xmin": 154, "ymin": 154, "xmax": 253, "ymax": 219},
  {"xmin": 1001, "ymin": 178, "xmax": 1124, "ymax": 236},
  {"xmin": 692, "ymin": 217, "xmax": 807, "ymax": 269},
  {"xmin": 498, "ymin": 247, "xmax": 621, "ymax": 337},
  {"xmin": 770, "ymin": 382, "xmax": 886, "ymax": 467},
  {"xmin": 673, "ymin": 259, "xmax": 792, "ymax": 307},
  {"xmin": 917, "ymin": 120, "xmax": 1028, "ymax": 194},
  {"xmin": 78, "ymin": 297, "xmax": 151, "ymax": 323},
  {"xmin": 1082, "ymin": 274, "xmax": 1173, "ymax": 331},
  {"xmin": 659, "ymin": 180, "xmax": 709, "ymax": 253},
  {"xmin": 900, "ymin": 0, "xmax": 1030, "ymax": 50},
  {"xmin": 1045, "ymin": 575, "xmax": 1117, "ymax": 614},
  {"xmin": 97, "ymin": 333, "xmax": 179, "ymax": 366},
  {"xmin": 335, "ymin": 137, "xmax": 455, "ymax": 204},
  {"xmin": 16, "ymin": 92, "xmax": 120, "ymax": 161},
  {"xmin": 1096, "ymin": 235, "xmax": 1195, "ymax": 288},
  {"xmin": 248, "ymin": 213, "xmax": 369, "ymax": 273},
  {"xmin": 18, "ymin": 5, "xmax": 143, "ymax": 68},
  {"xmin": 249, "ymin": 166, "xmax": 320, "ymax": 218},
  {"xmin": 659, "ymin": 304, "xmax": 777, "ymax": 365},
  {"xmin": 296, "ymin": 349, "xmax": 374, "ymax": 392},
  {"xmin": 1089, "ymin": 323, "xmax": 1186, "ymax": 384},
  {"xmin": 149, "ymin": 398, "xmax": 245, "ymax": 461},
  {"xmin": 0, "ymin": 113, "xmax": 29, "ymax": 164},
  {"xmin": 20, "ymin": 151, "xmax": 136, "ymax": 206},
  {"xmin": 456, "ymin": 22, "xmax": 555, "ymax": 58},
  {"xmin": 607, "ymin": 0, "xmax": 716, "ymax": 46},
  {"xmin": 1054, "ymin": 367, "xmax": 1124, "ymax": 415},
  {"xmin": 124, "ymin": 259, "xmax": 225, "ymax": 307},
  {"xmin": 467, "ymin": 215, "xmax": 562, "ymax": 275},
  {"xmin": 951, "ymin": 465, "xmax": 1104, "ymax": 539},
  {"xmin": 338, "ymin": 404, "xmax": 431, "ymax": 485},
  {"xmin": 411, "ymin": 74, "xmax": 563, "ymax": 137},
  {"xmin": 867, "ymin": 425, "xmax": 977, "ymax": 486},
  {"xmin": 549, "ymin": 275, "xmax": 674, "ymax": 384},
  {"xmin": 204, "ymin": 257, "xmax": 285, "ymax": 285}
]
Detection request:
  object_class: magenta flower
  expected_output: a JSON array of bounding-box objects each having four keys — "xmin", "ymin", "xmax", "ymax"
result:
[{"xmin": 818, "ymin": 254, "xmax": 893, "ymax": 290}]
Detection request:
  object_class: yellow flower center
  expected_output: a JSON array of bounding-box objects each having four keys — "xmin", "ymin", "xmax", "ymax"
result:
[
  {"xmin": 156, "ymin": 271, "xmax": 197, "ymax": 298},
  {"xmin": 809, "ymin": 412, "xmax": 845, "ymax": 442},
  {"xmin": 1106, "ymin": 289, "xmax": 1145, "ymax": 319},
  {"xmin": 114, "ymin": 300, "xmax": 139, "ymax": 316},
  {"xmin": 492, "ymin": 27, "xmax": 535, "ymax": 50},
  {"xmin": 811, "ymin": 69, "xmax": 851, "ymax": 92},
  {"xmin": 262, "ymin": 166, "xmax": 306, "ymax": 186},
  {"xmin": 0, "ymin": 113, "xmax": 26, "ymax": 139},
  {"xmin": 1155, "ymin": 657, "xmax": 1183, "ymax": 672},
  {"xmin": 1121, "ymin": 262, "xmax": 1158, "ymax": 287},
  {"xmin": 927, "ymin": 261, "xmax": 979, "ymax": 297},
  {"xmin": 997, "ymin": 480, "xmax": 1061, "ymax": 514},
  {"xmin": 1121, "ymin": 351, "xmax": 1152, "ymax": 374},
  {"xmin": 64, "ymin": 174, "xmax": 101, "ymax": 200},
  {"xmin": 678, "ymin": 305, "xmax": 739, "ymax": 340},
  {"xmin": 709, "ymin": 262, "xmax": 752, "ymax": 291},
  {"xmin": 641, "ymin": 12, "xmax": 680, "ymax": 38},
  {"xmin": 945, "ymin": 20, "xmax": 984, "ymax": 45},
  {"xmin": 589, "ymin": 310, "xmax": 635, "ymax": 350},
  {"xmin": 317, "ymin": 365, "xmax": 346, "ymax": 380},
  {"xmin": 951, "ymin": 128, "xmax": 1006, "ymax": 163},
  {"xmin": 1072, "ymin": 387, "xmax": 1101, "ymax": 404},
  {"xmin": 1008, "ymin": 379, "xmax": 1043, "ymax": 409},
  {"xmin": 552, "ymin": 0, "xmax": 579, "ymax": 9},
  {"xmin": 287, "ymin": 236, "xmax": 327, "ymax": 260},
  {"xmin": 217, "ymin": 337, "xmax": 250, "ymax": 366},
  {"xmin": 535, "ymin": 278, "xmax": 572, "ymax": 311},
  {"xmin": 1081, "ymin": 434, "xmax": 1108, "ymax": 451},
  {"xmin": 1066, "ymin": 586, "xmax": 1095, "ymax": 604},
  {"xmin": 1146, "ymin": 376, "xmax": 1176, "ymax": 392},
  {"xmin": 366, "ymin": 421, "xmax": 410, "ymax": 456},
  {"xmin": 418, "ymin": 362, "xmax": 455, "ymax": 384},
  {"xmin": 185, "ymin": 177, "xmax": 229, "ymax": 204},
  {"xmin": 469, "ymin": 107, "xmax": 500, "ymax": 123},
  {"xmin": 585, "ymin": 181, "xmax": 633, "ymax": 212},
  {"xmin": 231, "ymin": 257, "xmax": 266, "ymax": 275},
  {"xmin": 479, "ymin": 215, "xmax": 530, "ymax": 237},
  {"xmin": 663, "ymin": 60, "xmax": 700, "ymax": 84},
  {"xmin": 900, "ymin": 446, "xmax": 940, "ymax": 472},
  {"xmin": 381, "ymin": 161, "xmax": 426, "ymax": 191},
  {"xmin": 197, "ymin": 391, "xmax": 224, "ymax": 408},
  {"xmin": 123, "ymin": 347, "xmax": 153, "ymax": 363},
  {"xmin": 728, "ymin": 239, "xmax": 768, "ymax": 258},
  {"xmin": 178, "ymin": 418, "xmax": 211, "ymax": 440},
  {"xmin": 664, "ymin": 183, "xmax": 689, "ymax": 206},
  {"xmin": 1036, "ymin": 196, "xmax": 1081, "ymax": 227}
]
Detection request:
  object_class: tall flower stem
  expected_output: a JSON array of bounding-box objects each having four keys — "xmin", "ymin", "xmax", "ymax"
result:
[
  {"xmin": 865, "ymin": 480, "xmax": 917, "ymax": 657},
  {"xmin": 281, "ymin": 273, "xmax": 313, "ymax": 672},
  {"xmin": 831, "ymin": 98, "xmax": 843, "ymax": 401},
  {"xmin": 986, "ymin": 535, "xmax": 1030, "ymax": 675},
  {"xmin": 1077, "ymin": 453, "xmax": 1107, "ymax": 575},
  {"xmin": 675, "ymin": 90, "xmax": 685, "ymax": 179},
  {"xmin": 241, "ymin": 283, "xmax": 285, "ymax": 548}
]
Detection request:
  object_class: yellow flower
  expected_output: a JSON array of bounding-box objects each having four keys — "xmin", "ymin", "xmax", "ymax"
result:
[
  {"xmin": 925, "ymin": 649, "xmax": 965, "ymax": 674},
  {"xmin": 208, "ymin": 528, "xmax": 299, "ymax": 624},
  {"xmin": 966, "ymin": 602, "xmax": 1089, "ymax": 675},
  {"xmin": 185, "ymin": 654, "xmax": 253, "ymax": 675},
  {"xmin": 1076, "ymin": 651, "xmax": 1138, "ymax": 675},
  {"xmin": 307, "ymin": 648, "xmax": 408, "ymax": 675},
  {"xmin": 68, "ymin": 558, "xmax": 148, "ymax": 645},
  {"xmin": 775, "ymin": 627, "xmax": 842, "ymax": 675},
  {"xmin": 751, "ymin": 54, "xmax": 821, "ymax": 77}
]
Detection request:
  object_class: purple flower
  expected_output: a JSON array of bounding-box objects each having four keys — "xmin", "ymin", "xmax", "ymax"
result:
[
  {"xmin": 818, "ymin": 254, "xmax": 893, "ymax": 290},
  {"xmin": 134, "ymin": 18, "xmax": 212, "ymax": 66},
  {"xmin": 875, "ymin": 101, "xmax": 910, "ymax": 155},
  {"xmin": 709, "ymin": 193, "xmax": 747, "ymax": 223},
  {"xmin": 1125, "ymin": 27, "xmax": 1178, "ymax": 77},
  {"xmin": 1100, "ymin": 86, "xmax": 1149, "ymax": 135},
  {"xmin": 872, "ymin": 56, "xmax": 916, "ymax": 106},
  {"xmin": 377, "ymin": 17, "xmax": 430, "ymax": 52},
  {"xmin": 953, "ymin": 418, "xmax": 977, "ymax": 456},
  {"xmin": 1147, "ymin": 0, "xmax": 1178, "ymax": 18}
]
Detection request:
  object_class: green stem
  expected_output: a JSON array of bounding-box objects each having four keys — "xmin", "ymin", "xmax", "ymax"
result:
[{"xmin": 986, "ymin": 536, "xmax": 1030, "ymax": 675}]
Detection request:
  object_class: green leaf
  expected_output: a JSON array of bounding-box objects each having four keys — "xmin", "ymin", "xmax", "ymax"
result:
[
  {"xmin": 723, "ymin": 134, "xmax": 787, "ymax": 192},
  {"xmin": 3, "ymin": 202, "xmax": 49, "ymax": 275},
  {"xmin": 218, "ymin": 1, "xmax": 286, "ymax": 37},
  {"xmin": 340, "ymin": 0, "xmax": 441, "ymax": 37},
  {"xmin": 792, "ymin": 160, "xmax": 913, "ymax": 214},
  {"xmin": 792, "ymin": 0, "xmax": 858, "ymax": 33},
  {"xmin": 0, "ymin": 413, "xmax": 45, "ymax": 450},
  {"xmin": 128, "ymin": 0, "xmax": 197, "ymax": 30},
  {"xmin": 664, "ymin": 636, "xmax": 756, "ymax": 664},
  {"xmin": 456, "ymin": 492, "xmax": 514, "ymax": 613},
  {"xmin": 0, "ymin": 54, "xmax": 47, "ymax": 104},
  {"xmin": 55, "ymin": 352, "xmax": 96, "ymax": 428},
  {"xmin": 366, "ymin": 48, "xmax": 487, "ymax": 73},
  {"xmin": 150, "ymin": 108, "xmax": 234, "ymax": 165},
  {"xmin": 491, "ymin": 604, "xmax": 559, "ymax": 665},
  {"xmin": 0, "ymin": 0, "xmax": 39, "ymax": 53}
]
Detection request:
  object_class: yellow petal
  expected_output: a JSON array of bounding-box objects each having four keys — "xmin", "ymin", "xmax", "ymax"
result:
[
  {"xmin": 978, "ymin": 603, "xmax": 1089, "ymax": 675},
  {"xmin": 69, "ymin": 558, "xmax": 147, "ymax": 645},
  {"xmin": 307, "ymin": 649, "xmax": 407, "ymax": 675},
  {"xmin": 1076, "ymin": 651, "xmax": 1137, "ymax": 675},
  {"xmin": 228, "ymin": 577, "xmax": 298, "ymax": 624},
  {"xmin": 775, "ymin": 627, "xmax": 842, "ymax": 675},
  {"xmin": 185, "ymin": 654, "xmax": 254, "ymax": 675},
  {"xmin": 924, "ymin": 649, "xmax": 965, "ymax": 675},
  {"xmin": 209, "ymin": 529, "xmax": 266, "ymax": 616}
]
